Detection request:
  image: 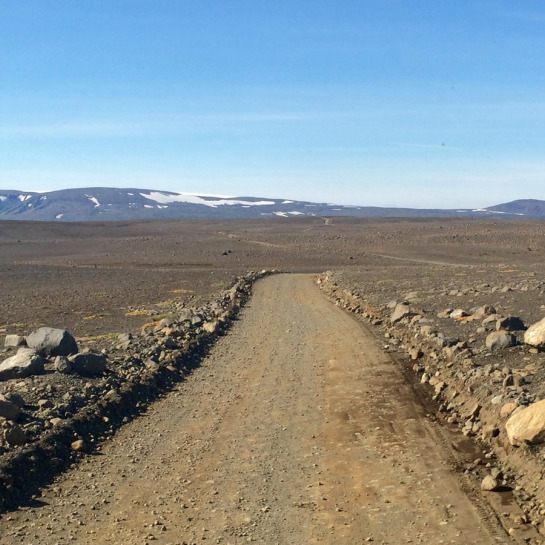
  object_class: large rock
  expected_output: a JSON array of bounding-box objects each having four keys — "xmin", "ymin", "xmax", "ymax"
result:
[
  {"xmin": 68, "ymin": 352, "xmax": 107, "ymax": 375},
  {"xmin": 485, "ymin": 330, "xmax": 516, "ymax": 351},
  {"xmin": 524, "ymin": 317, "xmax": 545, "ymax": 349},
  {"xmin": 27, "ymin": 327, "xmax": 78, "ymax": 357},
  {"xmin": 391, "ymin": 302, "xmax": 412, "ymax": 324},
  {"xmin": 506, "ymin": 399, "xmax": 545, "ymax": 446},
  {"xmin": 0, "ymin": 348, "xmax": 44, "ymax": 381}
]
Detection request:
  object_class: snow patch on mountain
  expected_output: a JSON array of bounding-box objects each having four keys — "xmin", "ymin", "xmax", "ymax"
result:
[
  {"xmin": 140, "ymin": 191, "xmax": 276, "ymax": 208},
  {"xmin": 85, "ymin": 195, "xmax": 100, "ymax": 207}
]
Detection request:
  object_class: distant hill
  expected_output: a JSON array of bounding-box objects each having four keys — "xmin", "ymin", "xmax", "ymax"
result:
[
  {"xmin": 0, "ymin": 187, "xmax": 543, "ymax": 221},
  {"xmin": 484, "ymin": 199, "xmax": 545, "ymax": 218}
]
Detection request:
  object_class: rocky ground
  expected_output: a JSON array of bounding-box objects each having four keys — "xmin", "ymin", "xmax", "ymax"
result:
[{"xmin": 2, "ymin": 216, "xmax": 545, "ymax": 542}]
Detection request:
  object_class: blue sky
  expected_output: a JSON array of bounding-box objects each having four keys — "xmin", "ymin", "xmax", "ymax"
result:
[{"xmin": 1, "ymin": 1, "xmax": 545, "ymax": 208}]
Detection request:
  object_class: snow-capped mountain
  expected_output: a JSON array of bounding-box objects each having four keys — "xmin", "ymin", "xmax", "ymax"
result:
[{"xmin": 0, "ymin": 187, "xmax": 541, "ymax": 221}]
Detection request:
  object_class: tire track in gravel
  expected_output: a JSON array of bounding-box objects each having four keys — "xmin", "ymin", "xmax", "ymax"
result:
[{"xmin": 0, "ymin": 274, "xmax": 509, "ymax": 544}]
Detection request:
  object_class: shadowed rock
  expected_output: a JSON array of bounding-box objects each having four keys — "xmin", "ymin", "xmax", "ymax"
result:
[{"xmin": 68, "ymin": 352, "xmax": 107, "ymax": 375}]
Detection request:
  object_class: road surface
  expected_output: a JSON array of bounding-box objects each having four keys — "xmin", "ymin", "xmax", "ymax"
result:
[{"xmin": 0, "ymin": 274, "xmax": 509, "ymax": 544}]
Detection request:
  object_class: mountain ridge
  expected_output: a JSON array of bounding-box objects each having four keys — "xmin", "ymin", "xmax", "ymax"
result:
[{"xmin": 0, "ymin": 187, "xmax": 543, "ymax": 222}]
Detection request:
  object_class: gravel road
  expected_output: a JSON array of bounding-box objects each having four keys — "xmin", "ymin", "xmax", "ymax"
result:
[{"xmin": 0, "ymin": 275, "xmax": 510, "ymax": 544}]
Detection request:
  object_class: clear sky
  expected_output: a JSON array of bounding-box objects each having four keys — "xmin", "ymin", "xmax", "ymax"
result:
[{"xmin": 1, "ymin": 1, "xmax": 545, "ymax": 208}]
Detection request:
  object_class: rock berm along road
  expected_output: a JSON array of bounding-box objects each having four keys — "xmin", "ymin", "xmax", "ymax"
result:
[{"xmin": 1, "ymin": 275, "xmax": 511, "ymax": 544}]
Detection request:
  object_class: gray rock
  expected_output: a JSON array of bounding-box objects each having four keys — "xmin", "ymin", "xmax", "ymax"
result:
[
  {"xmin": 68, "ymin": 352, "xmax": 107, "ymax": 375},
  {"xmin": 0, "ymin": 348, "xmax": 44, "ymax": 381},
  {"xmin": 496, "ymin": 316, "xmax": 526, "ymax": 331},
  {"xmin": 524, "ymin": 317, "xmax": 545, "ymax": 349},
  {"xmin": 4, "ymin": 335, "xmax": 25, "ymax": 347},
  {"xmin": 191, "ymin": 315, "xmax": 203, "ymax": 326},
  {"xmin": 55, "ymin": 355, "xmax": 72, "ymax": 374},
  {"xmin": 27, "ymin": 327, "xmax": 78, "ymax": 357},
  {"xmin": 0, "ymin": 399, "xmax": 21, "ymax": 421},
  {"xmin": 391, "ymin": 302, "xmax": 412, "ymax": 324},
  {"xmin": 485, "ymin": 330, "xmax": 516, "ymax": 351}
]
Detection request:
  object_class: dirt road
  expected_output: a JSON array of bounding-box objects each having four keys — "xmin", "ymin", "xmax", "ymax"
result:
[{"xmin": 0, "ymin": 275, "xmax": 511, "ymax": 544}]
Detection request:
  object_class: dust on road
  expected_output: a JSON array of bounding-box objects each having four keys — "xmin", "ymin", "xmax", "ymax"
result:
[{"xmin": 0, "ymin": 275, "xmax": 509, "ymax": 544}]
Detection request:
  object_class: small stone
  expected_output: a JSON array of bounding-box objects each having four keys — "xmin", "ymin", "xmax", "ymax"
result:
[
  {"xmin": 71, "ymin": 439, "xmax": 87, "ymax": 452},
  {"xmin": 391, "ymin": 302, "xmax": 413, "ymax": 324},
  {"xmin": 408, "ymin": 348, "xmax": 422, "ymax": 360},
  {"xmin": 38, "ymin": 399, "xmax": 54, "ymax": 410},
  {"xmin": 449, "ymin": 309, "xmax": 468, "ymax": 319},
  {"xmin": 500, "ymin": 402, "xmax": 518, "ymax": 418},
  {"xmin": 481, "ymin": 475, "xmax": 500, "ymax": 491},
  {"xmin": 55, "ymin": 355, "xmax": 72, "ymax": 374},
  {"xmin": 4, "ymin": 335, "xmax": 25, "ymax": 348}
]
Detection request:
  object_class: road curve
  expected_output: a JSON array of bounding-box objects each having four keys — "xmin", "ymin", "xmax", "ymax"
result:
[{"xmin": 0, "ymin": 274, "xmax": 507, "ymax": 544}]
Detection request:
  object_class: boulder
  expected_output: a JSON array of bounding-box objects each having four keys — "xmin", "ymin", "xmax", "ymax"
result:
[
  {"xmin": 68, "ymin": 352, "xmax": 107, "ymax": 375},
  {"xmin": 27, "ymin": 327, "xmax": 78, "ymax": 357},
  {"xmin": 524, "ymin": 317, "xmax": 545, "ymax": 349},
  {"xmin": 485, "ymin": 331, "xmax": 516, "ymax": 351},
  {"xmin": 506, "ymin": 399, "xmax": 545, "ymax": 446},
  {"xmin": 0, "ymin": 348, "xmax": 44, "ymax": 381},
  {"xmin": 391, "ymin": 302, "xmax": 412, "ymax": 324},
  {"xmin": 496, "ymin": 317, "xmax": 526, "ymax": 331}
]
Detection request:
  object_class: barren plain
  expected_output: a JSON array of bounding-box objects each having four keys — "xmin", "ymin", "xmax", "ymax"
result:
[{"xmin": 2, "ymin": 216, "xmax": 545, "ymax": 544}]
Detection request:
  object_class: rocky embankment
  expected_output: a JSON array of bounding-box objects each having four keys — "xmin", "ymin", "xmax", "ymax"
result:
[
  {"xmin": 0, "ymin": 270, "xmax": 275, "ymax": 510},
  {"xmin": 318, "ymin": 270, "xmax": 545, "ymax": 538}
]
